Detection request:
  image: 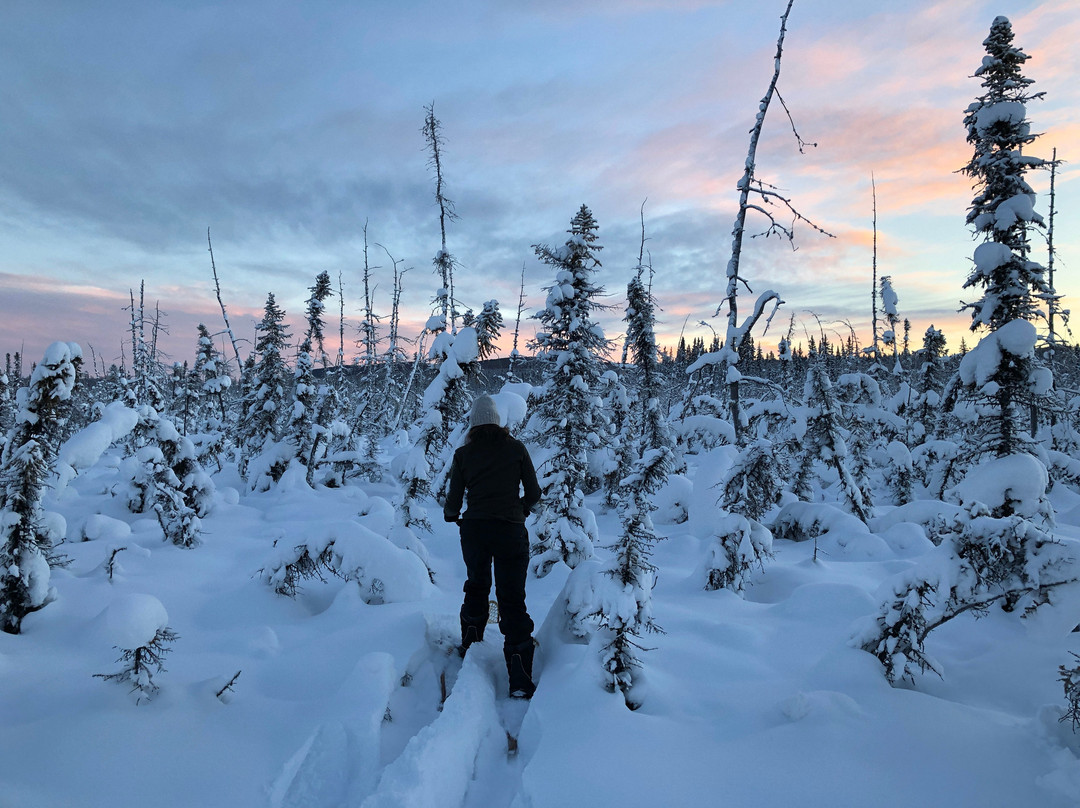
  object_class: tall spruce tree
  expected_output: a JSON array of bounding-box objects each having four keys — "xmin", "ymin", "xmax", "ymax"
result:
[
  {"xmin": 239, "ymin": 293, "xmax": 292, "ymax": 485},
  {"xmin": 306, "ymin": 271, "xmax": 334, "ymax": 369},
  {"xmin": 0, "ymin": 343, "xmax": 81, "ymax": 633},
  {"xmin": 193, "ymin": 324, "xmax": 231, "ymax": 426},
  {"xmin": 860, "ymin": 18, "xmax": 1075, "ymax": 684},
  {"xmin": 528, "ymin": 205, "xmax": 611, "ymax": 576}
]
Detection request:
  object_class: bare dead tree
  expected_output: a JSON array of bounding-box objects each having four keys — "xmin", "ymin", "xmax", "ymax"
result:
[
  {"xmin": 508, "ymin": 261, "xmax": 527, "ymax": 381},
  {"xmin": 359, "ymin": 222, "xmax": 382, "ymax": 366},
  {"xmin": 337, "ymin": 270, "xmax": 346, "ymax": 369},
  {"xmin": 871, "ymin": 174, "xmax": 880, "ymax": 358},
  {"xmin": 149, "ymin": 299, "xmax": 168, "ymax": 369},
  {"xmin": 207, "ymin": 228, "xmax": 242, "ymax": 370},
  {"xmin": 621, "ymin": 199, "xmax": 651, "ymax": 368},
  {"xmin": 716, "ymin": 0, "xmax": 832, "ymax": 444},
  {"xmin": 422, "ymin": 103, "xmax": 458, "ymax": 333}
]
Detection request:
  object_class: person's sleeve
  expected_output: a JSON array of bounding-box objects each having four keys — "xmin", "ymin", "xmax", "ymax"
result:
[
  {"xmin": 520, "ymin": 445, "xmax": 541, "ymax": 515},
  {"xmin": 444, "ymin": 452, "xmax": 465, "ymax": 522}
]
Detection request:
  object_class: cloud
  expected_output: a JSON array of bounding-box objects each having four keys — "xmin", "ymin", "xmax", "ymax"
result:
[{"xmin": 0, "ymin": 0, "xmax": 1076, "ymax": 371}]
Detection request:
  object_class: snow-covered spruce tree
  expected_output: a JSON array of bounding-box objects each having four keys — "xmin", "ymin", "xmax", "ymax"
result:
[
  {"xmin": 582, "ymin": 265, "xmax": 677, "ymax": 704},
  {"xmin": 147, "ymin": 411, "xmax": 214, "ymax": 547},
  {"xmin": 287, "ymin": 337, "xmax": 319, "ymax": 484},
  {"xmin": 624, "ymin": 272, "xmax": 676, "ymax": 463},
  {"xmin": 879, "ymin": 275, "xmax": 903, "ymax": 375},
  {"xmin": 0, "ymin": 366, "xmax": 12, "ymax": 444},
  {"xmin": 795, "ymin": 360, "xmax": 871, "ymax": 523},
  {"xmin": 834, "ymin": 373, "xmax": 888, "ymax": 507},
  {"xmin": 166, "ymin": 361, "xmax": 198, "ymax": 436},
  {"xmin": 127, "ymin": 282, "xmax": 166, "ymax": 415},
  {"xmin": 528, "ymin": 205, "xmax": 611, "ymax": 576},
  {"xmin": 588, "ymin": 445, "xmax": 669, "ymax": 708},
  {"xmin": 189, "ymin": 324, "xmax": 231, "ymax": 472},
  {"xmin": 396, "ymin": 326, "xmax": 479, "ymax": 533},
  {"xmin": 599, "ymin": 369, "xmax": 632, "ymax": 509},
  {"xmin": 944, "ymin": 15, "xmax": 1053, "ymax": 459},
  {"xmin": 473, "ymin": 299, "xmax": 503, "ymax": 362},
  {"xmin": 302, "ymin": 269, "xmax": 351, "ymax": 480},
  {"xmin": 909, "ymin": 325, "xmax": 947, "ymax": 446},
  {"xmin": 238, "ymin": 293, "xmax": 292, "ymax": 487},
  {"xmin": 962, "ymin": 16, "xmax": 1050, "ymax": 333},
  {"xmin": 194, "ymin": 324, "xmax": 231, "ymax": 424},
  {"xmin": 0, "ymin": 342, "xmax": 80, "ymax": 634},
  {"xmin": 858, "ymin": 18, "xmax": 1076, "ymax": 684},
  {"xmin": 857, "ymin": 454, "xmax": 1072, "ymax": 683},
  {"xmin": 306, "ymin": 270, "xmax": 334, "ymax": 369},
  {"xmin": 704, "ymin": 437, "xmax": 777, "ymax": 593}
]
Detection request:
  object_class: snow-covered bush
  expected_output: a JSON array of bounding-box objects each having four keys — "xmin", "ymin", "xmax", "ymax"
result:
[
  {"xmin": 258, "ymin": 521, "xmax": 435, "ymax": 604},
  {"xmin": 857, "ymin": 454, "xmax": 1076, "ymax": 683},
  {"xmin": 115, "ymin": 409, "xmax": 213, "ymax": 547},
  {"xmin": 94, "ymin": 593, "xmax": 177, "ymax": 702},
  {"xmin": 1059, "ymin": 653, "xmax": 1080, "ymax": 732}
]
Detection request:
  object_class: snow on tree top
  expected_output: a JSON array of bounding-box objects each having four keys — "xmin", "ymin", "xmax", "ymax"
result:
[
  {"xmin": 452, "ymin": 327, "xmax": 479, "ymax": 365},
  {"xmin": 58, "ymin": 402, "xmax": 139, "ymax": 472},
  {"xmin": 101, "ymin": 594, "xmax": 169, "ymax": 650},
  {"xmin": 957, "ymin": 319, "xmax": 1038, "ymax": 390},
  {"xmin": 950, "ymin": 453, "xmax": 1048, "ymax": 518},
  {"xmin": 973, "ymin": 241, "xmax": 1014, "ymax": 275},
  {"xmin": 994, "ymin": 193, "xmax": 1041, "ymax": 230},
  {"xmin": 880, "ymin": 279, "xmax": 898, "ymax": 316},
  {"xmin": 973, "ymin": 100, "xmax": 1027, "ymax": 134}
]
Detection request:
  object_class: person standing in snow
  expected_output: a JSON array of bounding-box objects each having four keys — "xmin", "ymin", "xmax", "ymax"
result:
[{"xmin": 444, "ymin": 394, "xmax": 542, "ymax": 698}]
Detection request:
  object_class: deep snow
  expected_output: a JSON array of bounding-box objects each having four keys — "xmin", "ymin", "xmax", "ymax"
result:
[{"xmin": 3, "ymin": 442, "xmax": 1080, "ymax": 808}]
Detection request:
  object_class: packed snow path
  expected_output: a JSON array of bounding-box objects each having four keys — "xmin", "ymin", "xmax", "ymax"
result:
[{"xmin": 267, "ymin": 606, "xmax": 552, "ymax": 808}]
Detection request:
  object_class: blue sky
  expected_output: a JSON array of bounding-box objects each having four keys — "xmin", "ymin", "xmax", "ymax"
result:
[{"xmin": 1, "ymin": 0, "xmax": 1077, "ymax": 370}]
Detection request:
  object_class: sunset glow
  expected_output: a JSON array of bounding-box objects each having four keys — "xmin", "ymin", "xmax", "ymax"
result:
[{"xmin": 1, "ymin": 0, "xmax": 1076, "ymax": 370}]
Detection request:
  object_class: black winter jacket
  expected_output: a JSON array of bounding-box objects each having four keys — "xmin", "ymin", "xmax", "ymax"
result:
[{"xmin": 443, "ymin": 432, "xmax": 541, "ymax": 524}]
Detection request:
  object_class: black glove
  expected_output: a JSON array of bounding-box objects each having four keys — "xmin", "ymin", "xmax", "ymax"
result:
[{"xmin": 444, "ymin": 512, "xmax": 460, "ymax": 523}]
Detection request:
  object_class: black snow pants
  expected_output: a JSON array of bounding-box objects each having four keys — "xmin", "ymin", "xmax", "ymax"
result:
[{"xmin": 459, "ymin": 518, "xmax": 534, "ymax": 648}]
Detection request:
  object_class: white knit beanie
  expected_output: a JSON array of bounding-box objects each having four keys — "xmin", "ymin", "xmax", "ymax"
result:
[{"xmin": 469, "ymin": 394, "xmax": 501, "ymax": 427}]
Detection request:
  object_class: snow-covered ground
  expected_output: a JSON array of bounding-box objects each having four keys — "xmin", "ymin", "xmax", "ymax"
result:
[{"xmin": 4, "ymin": 445, "xmax": 1080, "ymax": 808}]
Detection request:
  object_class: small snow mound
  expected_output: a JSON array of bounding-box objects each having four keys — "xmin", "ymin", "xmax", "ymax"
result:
[
  {"xmin": 654, "ymin": 474, "xmax": 692, "ymax": 525},
  {"xmin": 779, "ymin": 690, "xmax": 865, "ymax": 723},
  {"xmin": 80, "ymin": 514, "xmax": 132, "ymax": 543},
  {"xmin": 59, "ymin": 402, "xmax": 139, "ymax": 471}
]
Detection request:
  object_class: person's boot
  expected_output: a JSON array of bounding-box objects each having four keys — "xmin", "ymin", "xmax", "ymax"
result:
[
  {"xmin": 460, "ymin": 615, "xmax": 485, "ymax": 657},
  {"xmin": 504, "ymin": 639, "xmax": 536, "ymax": 699}
]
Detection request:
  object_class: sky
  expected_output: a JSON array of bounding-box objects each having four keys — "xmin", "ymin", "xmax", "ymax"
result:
[{"xmin": 1, "ymin": 0, "xmax": 1078, "ymax": 373}]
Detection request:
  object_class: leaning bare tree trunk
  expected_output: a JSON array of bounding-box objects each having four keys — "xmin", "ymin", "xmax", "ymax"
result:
[
  {"xmin": 207, "ymin": 228, "xmax": 243, "ymax": 371},
  {"xmin": 871, "ymin": 174, "xmax": 879, "ymax": 359},
  {"xmin": 722, "ymin": 0, "xmax": 796, "ymax": 444}
]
